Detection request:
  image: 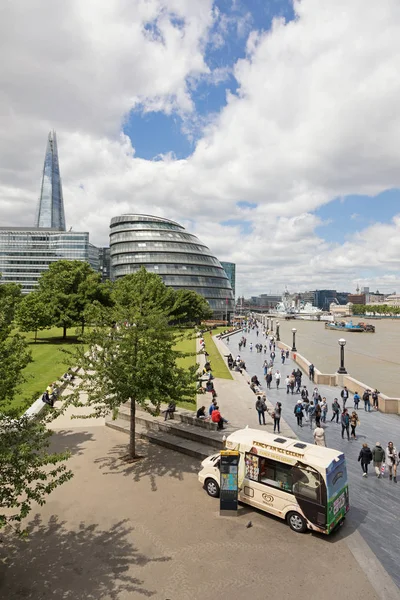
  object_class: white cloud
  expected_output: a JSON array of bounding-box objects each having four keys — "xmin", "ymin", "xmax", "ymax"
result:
[{"xmin": 1, "ymin": 0, "xmax": 400, "ymax": 295}]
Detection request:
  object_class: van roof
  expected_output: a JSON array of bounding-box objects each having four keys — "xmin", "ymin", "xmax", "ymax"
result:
[{"xmin": 226, "ymin": 428, "xmax": 343, "ymax": 469}]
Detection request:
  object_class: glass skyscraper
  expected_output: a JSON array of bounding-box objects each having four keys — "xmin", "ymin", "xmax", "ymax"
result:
[
  {"xmin": 220, "ymin": 262, "xmax": 236, "ymax": 299},
  {"xmin": 110, "ymin": 214, "xmax": 235, "ymax": 319},
  {"xmin": 0, "ymin": 132, "xmax": 99, "ymax": 293},
  {"xmin": 35, "ymin": 131, "xmax": 66, "ymax": 230}
]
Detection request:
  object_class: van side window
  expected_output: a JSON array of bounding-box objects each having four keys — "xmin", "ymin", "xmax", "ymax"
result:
[
  {"xmin": 259, "ymin": 457, "xmax": 293, "ymax": 493},
  {"xmin": 292, "ymin": 466, "xmax": 323, "ymax": 504}
]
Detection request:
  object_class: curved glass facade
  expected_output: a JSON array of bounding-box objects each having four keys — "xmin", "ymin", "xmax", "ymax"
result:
[{"xmin": 110, "ymin": 215, "xmax": 234, "ymax": 318}]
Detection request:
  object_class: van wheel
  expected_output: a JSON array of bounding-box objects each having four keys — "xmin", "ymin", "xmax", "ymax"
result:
[
  {"xmin": 286, "ymin": 512, "xmax": 307, "ymax": 533},
  {"xmin": 205, "ymin": 478, "xmax": 220, "ymax": 498}
]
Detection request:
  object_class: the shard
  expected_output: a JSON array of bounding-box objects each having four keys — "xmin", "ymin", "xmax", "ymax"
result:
[{"xmin": 36, "ymin": 131, "xmax": 66, "ymax": 230}]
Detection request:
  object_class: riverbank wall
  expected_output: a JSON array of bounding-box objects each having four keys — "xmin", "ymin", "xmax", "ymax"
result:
[{"xmin": 276, "ymin": 340, "xmax": 400, "ymax": 415}]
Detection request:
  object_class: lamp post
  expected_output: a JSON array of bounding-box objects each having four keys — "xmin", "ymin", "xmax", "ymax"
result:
[
  {"xmin": 337, "ymin": 338, "xmax": 347, "ymax": 374},
  {"xmin": 276, "ymin": 321, "xmax": 280, "ymax": 341},
  {"xmin": 291, "ymin": 327, "xmax": 297, "ymax": 352},
  {"xmin": 271, "ymin": 319, "xmax": 274, "ymax": 333}
]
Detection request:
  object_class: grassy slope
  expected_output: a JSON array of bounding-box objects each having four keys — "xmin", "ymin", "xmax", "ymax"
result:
[
  {"xmin": 11, "ymin": 327, "xmax": 82, "ymax": 413},
  {"xmin": 174, "ymin": 330, "xmax": 198, "ymax": 410},
  {"xmin": 203, "ymin": 330, "xmax": 232, "ymax": 379}
]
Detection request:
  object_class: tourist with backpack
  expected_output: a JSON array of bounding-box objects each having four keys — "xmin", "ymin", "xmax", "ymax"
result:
[
  {"xmin": 372, "ymin": 442, "xmax": 386, "ymax": 478},
  {"xmin": 363, "ymin": 389, "xmax": 372, "ymax": 412},
  {"xmin": 294, "ymin": 400, "xmax": 304, "ymax": 428},
  {"xmin": 353, "ymin": 391, "xmax": 360, "ymax": 409},
  {"xmin": 372, "ymin": 389, "xmax": 380, "ymax": 410},
  {"xmin": 308, "ymin": 401, "xmax": 316, "ymax": 429},
  {"xmin": 255, "ymin": 395, "xmax": 267, "ymax": 425}
]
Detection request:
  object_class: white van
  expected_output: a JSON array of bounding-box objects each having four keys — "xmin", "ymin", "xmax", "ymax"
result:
[{"xmin": 199, "ymin": 428, "xmax": 349, "ymax": 534}]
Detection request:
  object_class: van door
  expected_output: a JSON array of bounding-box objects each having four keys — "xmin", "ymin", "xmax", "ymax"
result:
[{"xmin": 292, "ymin": 464, "xmax": 327, "ymax": 529}]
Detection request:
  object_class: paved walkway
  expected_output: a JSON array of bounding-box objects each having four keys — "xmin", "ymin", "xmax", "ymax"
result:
[{"xmin": 222, "ymin": 327, "xmax": 400, "ymax": 592}]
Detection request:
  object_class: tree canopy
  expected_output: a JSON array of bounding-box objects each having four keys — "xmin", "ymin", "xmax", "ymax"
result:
[{"xmin": 65, "ymin": 268, "xmax": 198, "ymax": 458}]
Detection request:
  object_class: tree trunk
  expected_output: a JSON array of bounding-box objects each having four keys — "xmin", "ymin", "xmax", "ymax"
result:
[
  {"xmin": 81, "ymin": 319, "xmax": 85, "ymax": 335},
  {"xmin": 129, "ymin": 398, "xmax": 136, "ymax": 458},
  {"xmin": 63, "ymin": 324, "xmax": 67, "ymax": 339}
]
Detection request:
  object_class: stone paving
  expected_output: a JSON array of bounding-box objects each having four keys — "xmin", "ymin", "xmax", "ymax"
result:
[{"xmin": 223, "ymin": 327, "xmax": 400, "ymax": 591}]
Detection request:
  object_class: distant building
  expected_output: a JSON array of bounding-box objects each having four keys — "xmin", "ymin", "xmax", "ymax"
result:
[
  {"xmin": 0, "ymin": 131, "xmax": 98, "ymax": 293},
  {"xmin": 382, "ymin": 294, "xmax": 400, "ymax": 307},
  {"xmin": 98, "ymin": 247, "xmax": 111, "ymax": 281},
  {"xmin": 0, "ymin": 228, "xmax": 99, "ymax": 293},
  {"xmin": 314, "ymin": 290, "xmax": 337, "ymax": 310},
  {"xmin": 220, "ymin": 262, "xmax": 236, "ymax": 299},
  {"xmin": 109, "ymin": 214, "xmax": 234, "ymax": 319},
  {"xmin": 348, "ymin": 293, "xmax": 366, "ymax": 305}
]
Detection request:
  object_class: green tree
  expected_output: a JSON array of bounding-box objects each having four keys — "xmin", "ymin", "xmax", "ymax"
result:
[
  {"xmin": 37, "ymin": 260, "xmax": 112, "ymax": 338},
  {"xmin": 15, "ymin": 291, "xmax": 52, "ymax": 342},
  {"xmin": 171, "ymin": 289, "xmax": 213, "ymax": 324},
  {"xmin": 0, "ymin": 279, "xmax": 22, "ymax": 329},
  {"xmin": 0, "ymin": 287, "xmax": 72, "ymax": 531},
  {"xmin": 65, "ymin": 268, "xmax": 198, "ymax": 458}
]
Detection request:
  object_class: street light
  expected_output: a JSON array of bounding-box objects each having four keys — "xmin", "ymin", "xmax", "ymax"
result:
[
  {"xmin": 291, "ymin": 327, "xmax": 297, "ymax": 352},
  {"xmin": 271, "ymin": 318, "xmax": 274, "ymax": 332},
  {"xmin": 276, "ymin": 320, "xmax": 280, "ymax": 341},
  {"xmin": 337, "ymin": 338, "xmax": 347, "ymax": 374}
]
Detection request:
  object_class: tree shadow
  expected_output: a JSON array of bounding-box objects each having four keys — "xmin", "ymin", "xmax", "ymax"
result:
[
  {"xmin": 94, "ymin": 438, "xmax": 200, "ymax": 492},
  {"xmin": 0, "ymin": 514, "xmax": 171, "ymax": 599},
  {"xmin": 48, "ymin": 428, "xmax": 96, "ymax": 456}
]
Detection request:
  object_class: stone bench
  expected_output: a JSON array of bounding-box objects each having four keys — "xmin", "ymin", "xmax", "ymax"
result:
[{"xmin": 173, "ymin": 411, "xmax": 218, "ymax": 431}]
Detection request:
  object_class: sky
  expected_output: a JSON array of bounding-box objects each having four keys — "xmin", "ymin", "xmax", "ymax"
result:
[{"xmin": 1, "ymin": 0, "xmax": 400, "ymax": 297}]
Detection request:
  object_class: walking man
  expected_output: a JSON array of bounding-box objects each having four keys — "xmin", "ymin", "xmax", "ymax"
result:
[
  {"xmin": 285, "ymin": 375, "xmax": 290, "ymax": 394},
  {"xmin": 372, "ymin": 389, "xmax": 380, "ymax": 410},
  {"xmin": 273, "ymin": 402, "xmax": 282, "ymax": 433},
  {"xmin": 331, "ymin": 398, "xmax": 340, "ymax": 423},
  {"xmin": 341, "ymin": 409, "xmax": 350, "ymax": 440},
  {"xmin": 353, "ymin": 391, "xmax": 360, "ymax": 410},
  {"xmin": 255, "ymin": 395, "xmax": 266, "ymax": 426},
  {"xmin": 358, "ymin": 443, "xmax": 373, "ymax": 478},
  {"xmin": 275, "ymin": 370, "xmax": 281, "ymax": 389},
  {"xmin": 341, "ymin": 386, "xmax": 349, "ymax": 410},
  {"xmin": 372, "ymin": 442, "xmax": 385, "ymax": 478},
  {"xmin": 308, "ymin": 401, "xmax": 316, "ymax": 429},
  {"xmin": 309, "ymin": 363, "xmax": 315, "ymax": 382},
  {"xmin": 385, "ymin": 441, "xmax": 398, "ymax": 482}
]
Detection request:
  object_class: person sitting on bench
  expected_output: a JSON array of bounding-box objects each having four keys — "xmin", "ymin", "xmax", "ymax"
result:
[
  {"xmin": 163, "ymin": 401, "xmax": 176, "ymax": 421},
  {"xmin": 196, "ymin": 406, "xmax": 206, "ymax": 419}
]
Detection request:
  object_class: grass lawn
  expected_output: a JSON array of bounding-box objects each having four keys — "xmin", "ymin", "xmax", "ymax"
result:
[
  {"xmin": 203, "ymin": 330, "xmax": 232, "ymax": 379},
  {"xmin": 10, "ymin": 327, "xmax": 83, "ymax": 414},
  {"xmin": 174, "ymin": 329, "xmax": 198, "ymax": 411}
]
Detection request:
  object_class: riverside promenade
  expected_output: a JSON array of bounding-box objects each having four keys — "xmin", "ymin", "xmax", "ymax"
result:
[{"xmin": 218, "ymin": 327, "xmax": 400, "ymax": 594}]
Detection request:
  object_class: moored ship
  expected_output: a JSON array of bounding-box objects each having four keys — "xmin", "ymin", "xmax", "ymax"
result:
[{"xmin": 325, "ymin": 320, "xmax": 375, "ymax": 333}]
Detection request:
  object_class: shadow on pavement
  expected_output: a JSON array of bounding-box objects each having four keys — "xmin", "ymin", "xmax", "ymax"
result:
[
  {"xmin": 49, "ymin": 428, "xmax": 96, "ymax": 456},
  {"xmin": 94, "ymin": 438, "xmax": 200, "ymax": 492},
  {"xmin": 0, "ymin": 514, "xmax": 170, "ymax": 599}
]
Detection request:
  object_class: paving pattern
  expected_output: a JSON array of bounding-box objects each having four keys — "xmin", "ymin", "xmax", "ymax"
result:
[{"xmin": 225, "ymin": 327, "xmax": 400, "ymax": 589}]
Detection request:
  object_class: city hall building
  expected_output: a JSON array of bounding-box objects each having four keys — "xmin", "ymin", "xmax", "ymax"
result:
[{"xmin": 109, "ymin": 214, "xmax": 234, "ymax": 319}]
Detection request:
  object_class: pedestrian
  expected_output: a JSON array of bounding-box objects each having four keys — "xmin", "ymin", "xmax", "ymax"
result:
[
  {"xmin": 286, "ymin": 349, "xmax": 289, "ymax": 359},
  {"xmin": 275, "ymin": 370, "xmax": 281, "ymax": 389},
  {"xmin": 315, "ymin": 402, "xmax": 322, "ymax": 427},
  {"xmin": 302, "ymin": 396, "xmax": 310, "ymax": 422},
  {"xmin": 208, "ymin": 400, "xmax": 217, "ymax": 416},
  {"xmin": 266, "ymin": 372, "xmax": 272, "ymax": 389},
  {"xmin": 372, "ymin": 389, "xmax": 380, "ymax": 410},
  {"xmin": 211, "ymin": 405, "xmax": 228, "ymax": 430},
  {"xmin": 294, "ymin": 400, "xmax": 304, "ymax": 427},
  {"xmin": 301, "ymin": 386, "xmax": 309, "ymax": 402},
  {"xmin": 312, "ymin": 387, "xmax": 320, "ymax": 404},
  {"xmin": 320, "ymin": 397, "xmax": 328, "ymax": 423},
  {"xmin": 341, "ymin": 386, "xmax": 349, "ymax": 410},
  {"xmin": 350, "ymin": 411, "xmax": 359, "ymax": 440},
  {"xmin": 362, "ymin": 389, "xmax": 371, "ymax": 412},
  {"xmin": 331, "ymin": 398, "xmax": 340, "ymax": 422},
  {"xmin": 313, "ymin": 426, "xmax": 326, "ymax": 447},
  {"xmin": 309, "ymin": 363, "xmax": 315, "ymax": 382},
  {"xmin": 353, "ymin": 391, "xmax": 360, "ymax": 410},
  {"xmin": 358, "ymin": 443, "xmax": 373, "ymax": 477},
  {"xmin": 289, "ymin": 375, "xmax": 295, "ymax": 395},
  {"xmin": 308, "ymin": 401, "xmax": 316, "ymax": 429},
  {"xmin": 372, "ymin": 442, "xmax": 386, "ymax": 478},
  {"xmin": 249, "ymin": 343, "xmax": 253, "ymax": 352},
  {"xmin": 281, "ymin": 350, "xmax": 285, "ymax": 364},
  {"xmin": 273, "ymin": 402, "xmax": 282, "ymax": 433},
  {"xmin": 255, "ymin": 395, "xmax": 266, "ymax": 425},
  {"xmin": 285, "ymin": 375, "xmax": 290, "ymax": 394},
  {"xmin": 385, "ymin": 441, "xmax": 398, "ymax": 482},
  {"xmin": 270, "ymin": 351, "xmax": 275, "ymax": 363},
  {"xmin": 341, "ymin": 409, "xmax": 350, "ymax": 440}
]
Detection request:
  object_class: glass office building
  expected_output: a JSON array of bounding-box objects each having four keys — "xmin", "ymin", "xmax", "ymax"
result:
[
  {"xmin": 110, "ymin": 214, "xmax": 235, "ymax": 319},
  {"xmin": 0, "ymin": 228, "xmax": 99, "ymax": 293},
  {"xmin": 220, "ymin": 262, "xmax": 236, "ymax": 299},
  {"xmin": 35, "ymin": 131, "xmax": 66, "ymax": 231}
]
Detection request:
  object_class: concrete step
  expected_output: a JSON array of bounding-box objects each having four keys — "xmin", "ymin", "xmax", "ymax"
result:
[
  {"xmin": 118, "ymin": 404, "xmax": 217, "ymax": 431},
  {"xmin": 117, "ymin": 406, "xmax": 223, "ymax": 449},
  {"xmin": 105, "ymin": 419, "xmax": 217, "ymax": 460}
]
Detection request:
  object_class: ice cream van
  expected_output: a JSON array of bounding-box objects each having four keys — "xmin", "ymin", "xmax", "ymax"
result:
[{"xmin": 198, "ymin": 428, "xmax": 349, "ymax": 534}]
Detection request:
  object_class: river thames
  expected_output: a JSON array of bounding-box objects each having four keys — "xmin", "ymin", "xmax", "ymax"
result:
[{"xmin": 276, "ymin": 318, "xmax": 400, "ymax": 398}]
